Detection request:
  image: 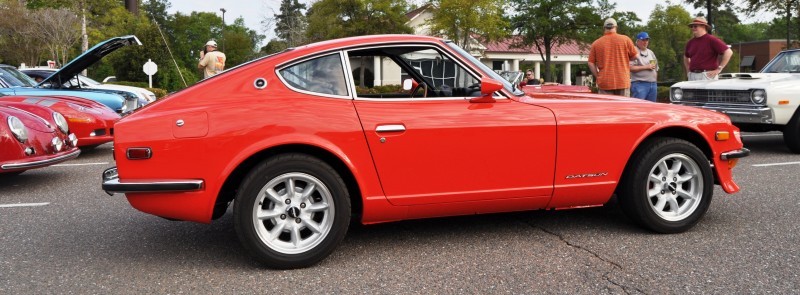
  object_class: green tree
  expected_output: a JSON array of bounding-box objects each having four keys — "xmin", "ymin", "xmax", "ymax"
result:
[
  {"xmin": 275, "ymin": 0, "xmax": 307, "ymax": 47},
  {"xmin": 305, "ymin": 0, "xmax": 413, "ymax": 42},
  {"xmin": 645, "ymin": 4, "xmax": 693, "ymax": 82},
  {"xmin": 510, "ymin": 0, "xmax": 596, "ymax": 82},
  {"xmin": 427, "ymin": 0, "xmax": 508, "ymax": 51},
  {"xmin": 683, "ymin": 0, "xmax": 735, "ymax": 31},
  {"xmin": 746, "ymin": 0, "xmax": 799, "ymax": 48}
]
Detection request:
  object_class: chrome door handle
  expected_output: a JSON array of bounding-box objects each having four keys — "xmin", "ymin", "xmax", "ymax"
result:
[{"xmin": 375, "ymin": 124, "xmax": 405, "ymax": 132}]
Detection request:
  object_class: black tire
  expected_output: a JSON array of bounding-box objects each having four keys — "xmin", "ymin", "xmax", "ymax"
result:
[
  {"xmin": 617, "ymin": 138, "xmax": 713, "ymax": 233},
  {"xmin": 234, "ymin": 153, "xmax": 350, "ymax": 269},
  {"xmin": 783, "ymin": 111, "xmax": 800, "ymax": 154}
]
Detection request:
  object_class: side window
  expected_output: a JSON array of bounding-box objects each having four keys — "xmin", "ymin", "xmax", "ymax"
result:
[
  {"xmin": 347, "ymin": 47, "xmax": 481, "ymax": 99},
  {"xmin": 279, "ymin": 53, "xmax": 348, "ymax": 96},
  {"xmin": 400, "ymin": 49, "xmax": 480, "ymax": 97}
]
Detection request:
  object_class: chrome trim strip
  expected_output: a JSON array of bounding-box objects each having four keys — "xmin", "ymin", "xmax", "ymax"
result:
[
  {"xmin": 376, "ymin": 124, "xmax": 405, "ymax": 132},
  {"xmin": 721, "ymin": 148, "xmax": 751, "ymax": 160},
  {"xmin": 1, "ymin": 149, "xmax": 81, "ymax": 170}
]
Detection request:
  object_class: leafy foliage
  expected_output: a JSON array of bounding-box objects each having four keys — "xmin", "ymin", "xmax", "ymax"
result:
[
  {"xmin": 645, "ymin": 4, "xmax": 693, "ymax": 82},
  {"xmin": 275, "ymin": 0, "xmax": 307, "ymax": 47},
  {"xmin": 427, "ymin": 0, "xmax": 508, "ymax": 51},
  {"xmin": 305, "ymin": 0, "xmax": 413, "ymax": 42}
]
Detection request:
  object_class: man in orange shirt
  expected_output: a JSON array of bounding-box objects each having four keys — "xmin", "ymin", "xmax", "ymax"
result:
[{"xmin": 588, "ymin": 18, "xmax": 638, "ymax": 96}]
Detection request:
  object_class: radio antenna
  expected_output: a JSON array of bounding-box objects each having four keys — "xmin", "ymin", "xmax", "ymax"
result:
[{"xmin": 151, "ymin": 16, "xmax": 187, "ymax": 87}]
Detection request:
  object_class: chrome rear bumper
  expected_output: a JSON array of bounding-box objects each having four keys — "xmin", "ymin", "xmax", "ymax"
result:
[{"xmin": 102, "ymin": 167, "xmax": 204, "ymax": 195}]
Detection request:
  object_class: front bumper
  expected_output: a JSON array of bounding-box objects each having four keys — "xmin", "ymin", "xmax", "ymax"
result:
[
  {"xmin": 101, "ymin": 167, "xmax": 204, "ymax": 195},
  {"xmin": 1, "ymin": 149, "xmax": 81, "ymax": 171},
  {"xmin": 721, "ymin": 148, "xmax": 751, "ymax": 160},
  {"xmin": 675, "ymin": 103, "xmax": 773, "ymax": 124}
]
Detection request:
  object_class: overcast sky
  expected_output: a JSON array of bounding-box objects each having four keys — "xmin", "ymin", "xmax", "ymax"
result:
[{"xmin": 167, "ymin": 0, "xmax": 777, "ymax": 42}]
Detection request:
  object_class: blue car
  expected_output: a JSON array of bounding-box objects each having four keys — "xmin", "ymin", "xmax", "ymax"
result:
[{"xmin": 0, "ymin": 36, "xmax": 146, "ymax": 114}]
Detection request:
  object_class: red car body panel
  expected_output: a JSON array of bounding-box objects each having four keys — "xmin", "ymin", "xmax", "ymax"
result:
[
  {"xmin": 0, "ymin": 104, "xmax": 80, "ymax": 173},
  {"xmin": 0, "ymin": 95, "xmax": 119, "ymax": 147},
  {"xmin": 106, "ymin": 35, "xmax": 745, "ymax": 225}
]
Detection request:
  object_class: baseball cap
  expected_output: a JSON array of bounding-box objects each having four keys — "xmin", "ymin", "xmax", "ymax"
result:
[
  {"xmin": 603, "ymin": 18, "xmax": 617, "ymax": 29},
  {"xmin": 636, "ymin": 32, "xmax": 650, "ymax": 40},
  {"xmin": 205, "ymin": 40, "xmax": 218, "ymax": 47}
]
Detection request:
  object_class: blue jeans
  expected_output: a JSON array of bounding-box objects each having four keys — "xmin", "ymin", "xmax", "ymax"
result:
[{"xmin": 631, "ymin": 81, "xmax": 657, "ymax": 102}]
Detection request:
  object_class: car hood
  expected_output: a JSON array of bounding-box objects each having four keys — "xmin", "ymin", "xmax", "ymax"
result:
[
  {"xmin": 0, "ymin": 103, "xmax": 54, "ymax": 133},
  {"xmin": 672, "ymin": 73, "xmax": 800, "ymax": 90},
  {"xmin": 92, "ymin": 84, "xmax": 156, "ymax": 102},
  {"xmin": 1, "ymin": 88, "xmax": 124, "ymax": 110},
  {"xmin": 39, "ymin": 35, "xmax": 141, "ymax": 87}
]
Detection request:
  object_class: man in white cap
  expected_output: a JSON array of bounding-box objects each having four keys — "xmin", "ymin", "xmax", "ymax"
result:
[
  {"xmin": 198, "ymin": 40, "xmax": 226, "ymax": 79},
  {"xmin": 683, "ymin": 16, "xmax": 732, "ymax": 81}
]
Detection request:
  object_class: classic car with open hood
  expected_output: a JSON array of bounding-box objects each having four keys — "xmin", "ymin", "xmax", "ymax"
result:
[
  {"xmin": 670, "ymin": 49, "xmax": 800, "ymax": 153},
  {"xmin": 0, "ymin": 101, "xmax": 79, "ymax": 175},
  {"xmin": 102, "ymin": 34, "xmax": 749, "ymax": 269},
  {"xmin": 0, "ymin": 36, "xmax": 146, "ymax": 114}
]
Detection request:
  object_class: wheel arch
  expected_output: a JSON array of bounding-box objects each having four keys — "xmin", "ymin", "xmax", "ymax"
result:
[
  {"xmin": 212, "ymin": 144, "xmax": 362, "ymax": 222},
  {"xmin": 620, "ymin": 126, "xmax": 715, "ymax": 188}
]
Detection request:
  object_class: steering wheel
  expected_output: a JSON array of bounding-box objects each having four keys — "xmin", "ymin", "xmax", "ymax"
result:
[
  {"xmin": 410, "ymin": 81, "xmax": 429, "ymax": 98},
  {"xmin": 466, "ymin": 82, "xmax": 482, "ymax": 96}
]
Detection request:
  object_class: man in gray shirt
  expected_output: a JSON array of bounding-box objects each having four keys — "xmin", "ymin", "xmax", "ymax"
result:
[{"xmin": 630, "ymin": 32, "xmax": 658, "ymax": 102}]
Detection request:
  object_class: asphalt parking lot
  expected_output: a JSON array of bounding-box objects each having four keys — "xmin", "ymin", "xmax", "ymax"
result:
[{"xmin": 1, "ymin": 133, "xmax": 798, "ymax": 294}]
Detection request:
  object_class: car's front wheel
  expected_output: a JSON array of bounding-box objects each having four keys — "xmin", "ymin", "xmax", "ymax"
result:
[
  {"xmin": 783, "ymin": 111, "xmax": 800, "ymax": 154},
  {"xmin": 234, "ymin": 154, "xmax": 350, "ymax": 269},
  {"xmin": 618, "ymin": 138, "xmax": 713, "ymax": 233}
]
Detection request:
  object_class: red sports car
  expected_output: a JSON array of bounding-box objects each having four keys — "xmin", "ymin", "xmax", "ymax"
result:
[
  {"xmin": 102, "ymin": 35, "xmax": 749, "ymax": 269},
  {"xmin": 1, "ymin": 102, "xmax": 80, "ymax": 175},
  {"xmin": 0, "ymin": 95, "xmax": 119, "ymax": 148}
]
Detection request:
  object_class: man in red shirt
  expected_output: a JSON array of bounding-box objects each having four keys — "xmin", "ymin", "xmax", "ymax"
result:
[
  {"xmin": 683, "ymin": 16, "xmax": 732, "ymax": 81},
  {"xmin": 588, "ymin": 18, "xmax": 638, "ymax": 96}
]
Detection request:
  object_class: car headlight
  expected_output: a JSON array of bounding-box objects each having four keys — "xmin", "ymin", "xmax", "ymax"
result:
[
  {"xmin": 53, "ymin": 112, "xmax": 69, "ymax": 134},
  {"xmin": 671, "ymin": 88, "xmax": 683, "ymax": 102},
  {"xmin": 7, "ymin": 116, "xmax": 29, "ymax": 143},
  {"xmin": 751, "ymin": 89, "xmax": 766, "ymax": 104},
  {"xmin": 121, "ymin": 97, "xmax": 137, "ymax": 114}
]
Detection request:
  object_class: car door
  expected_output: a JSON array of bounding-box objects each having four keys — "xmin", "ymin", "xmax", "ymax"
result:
[{"xmin": 348, "ymin": 45, "xmax": 557, "ymax": 206}]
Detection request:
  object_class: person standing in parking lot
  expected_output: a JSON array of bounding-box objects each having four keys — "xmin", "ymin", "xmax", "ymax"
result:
[
  {"xmin": 198, "ymin": 40, "xmax": 226, "ymax": 79},
  {"xmin": 630, "ymin": 32, "xmax": 658, "ymax": 102},
  {"xmin": 588, "ymin": 18, "xmax": 638, "ymax": 96},
  {"xmin": 684, "ymin": 16, "xmax": 732, "ymax": 81}
]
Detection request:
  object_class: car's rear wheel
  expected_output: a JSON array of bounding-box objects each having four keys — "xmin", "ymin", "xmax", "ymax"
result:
[
  {"xmin": 783, "ymin": 111, "xmax": 800, "ymax": 154},
  {"xmin": 618, "ymin": 138, "xmax": 713, "ymax": 233},
  {"xmin": 234, "ymin": 154, "xmax": 350, "ymax": 269}
]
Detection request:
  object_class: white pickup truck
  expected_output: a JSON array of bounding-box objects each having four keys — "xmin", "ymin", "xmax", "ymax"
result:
[{"xmin": 670, "ymin": 49, "xmax": 800, "ymax": 153}]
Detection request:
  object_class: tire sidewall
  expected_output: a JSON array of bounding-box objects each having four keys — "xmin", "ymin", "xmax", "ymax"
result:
[
  {"xmin": 622, "ymin": 139, "xmax": 713, "ymax": 233},
  {"xmin": 234, "ymin": 154, "xmax": 350, "ymax": 269}
]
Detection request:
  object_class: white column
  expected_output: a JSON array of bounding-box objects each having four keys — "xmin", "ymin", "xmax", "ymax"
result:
[
  {"xmin": 563, "ymin": 62, "xmax": 572, "ymax": 85},
  {"xmin": 534, "ymin": 62, "xmax": 541, "ymax": 80},
  {"xmin": 503, "ymin": 60, "xmax": 509, "ymax": 71},
  {"xmin": 512, "ymin": 59, "xmax": 519, "ymax": 72},
  {"xmin": 373, "ymin": 56, "xmax": 381, "ymax": 86}
]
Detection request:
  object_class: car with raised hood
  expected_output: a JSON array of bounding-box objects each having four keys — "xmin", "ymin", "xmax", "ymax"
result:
[
  {"xmin": 670, "ymin": 49, "xmax": 800, "ymax": 153},
  {"xmin": 0, "ymin": 101, "xmax": 79, "ymax": 175},
  {"xmin": 21, "ymin": 68, "xmax": 157, "ymax": 103},
  {"xmin": 102, "ymin": 35, "xmax": 750, "ymax": 269},
  {"xmin": 0, "ymin": 94, "xmax": 119, "ymax": 148},
  {"xmin": 0, "ymin": 36, "xmax": 146, "ymax": 114}
]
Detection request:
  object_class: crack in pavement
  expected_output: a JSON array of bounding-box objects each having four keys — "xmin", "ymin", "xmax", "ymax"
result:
[{"xmin": 526, "ymin": 221, "xmax": 648, "ymax": 295}]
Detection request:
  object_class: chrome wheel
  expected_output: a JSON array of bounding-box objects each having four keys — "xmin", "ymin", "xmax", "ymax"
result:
[
  {"xmin": 252, "ymin": 172, "xmax": 335, "ymax": 255},
  {"xmin": 646, "ymin": 153, "xmax": 703, "ymax": 222}
]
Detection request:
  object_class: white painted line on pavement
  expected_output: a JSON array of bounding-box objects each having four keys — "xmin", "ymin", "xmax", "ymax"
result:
[
  {"xmin": 0, "ymin": 202, "xmax": 50, "ymax": 208},
  {"xmin": 741, "ymin": 134, "xmax": 782, "ymax": 137},
  {"xmin": 52, "ymin": 162, "xmax": 109, "ymax": 167},
  {"xmin": 753, "ymin": 161, "xmax": 800, "ymax": 167}
]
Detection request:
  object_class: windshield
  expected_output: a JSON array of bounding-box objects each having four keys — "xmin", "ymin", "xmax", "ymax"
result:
[
  {"xmin": 444, "ymin": 41, "xmax": 524, "ymax": 96},
  {"xmin": 0, "ymin": 67, "xmax": 37, "ymax": 87},
  {"xmin": 761, "ymin": 51, "xmax": 800, "ymax": 73}
]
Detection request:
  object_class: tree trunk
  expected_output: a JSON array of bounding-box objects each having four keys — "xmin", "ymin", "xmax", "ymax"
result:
[
  {"xmin": 706, "ymin": 0, "xmax": 713, "ymax": 34},
  {"xmin": 81, "ymin": 0, "xmax": 88, "ymax": 75}
]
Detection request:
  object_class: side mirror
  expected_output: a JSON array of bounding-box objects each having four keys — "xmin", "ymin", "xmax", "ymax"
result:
[
  {"xmin": 469, "ymin": 77, "xmax": 503, "ymax": 103},
  {"xmin": 402, "ymin": 78, "xmax": 416, "ymax": 91}
]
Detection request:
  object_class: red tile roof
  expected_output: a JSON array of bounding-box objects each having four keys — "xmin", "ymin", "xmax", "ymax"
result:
[
  {"xmin": 405, "ymin": 4, "xmax": 431, "ymax": 21},
  {"xmin": 482, "ymin": 36, "xmax": 588, "ymax": 55}
]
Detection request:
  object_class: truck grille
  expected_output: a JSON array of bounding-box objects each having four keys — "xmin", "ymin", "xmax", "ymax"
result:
[{"xmin": 681, "ymin": 89, "xmax": 752, "ymax": 104}]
